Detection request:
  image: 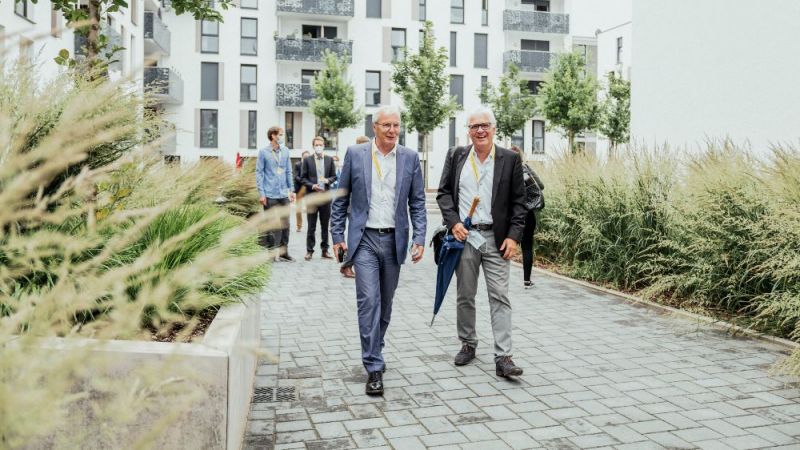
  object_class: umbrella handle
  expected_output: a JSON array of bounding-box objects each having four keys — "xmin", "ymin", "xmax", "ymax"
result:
[{"xmin": 467, "ymin": 197, "xmax": 480, "ymax": 218}]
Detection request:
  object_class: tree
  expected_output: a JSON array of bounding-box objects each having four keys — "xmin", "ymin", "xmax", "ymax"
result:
[
  {"xmin": 308, "ymin": 50, "xmax": 361, "ymax": 151},
  {"xmin": 537, "ymin": 52, "xmax": 602, "ymax": 154},
  {"xmin": 480, "ymin": 62, "xmax": 538, "ymax": 147},
  {"xmin": 392, "ymin": 21, "xmax": 458, "ymax": 186},
  {"xmin": 600, "ymin": 71, "xmax": 631, "ymax": 156},
  {"xmin": 26, "ymin": 0, "xmax": 231, "ymax": 67}
]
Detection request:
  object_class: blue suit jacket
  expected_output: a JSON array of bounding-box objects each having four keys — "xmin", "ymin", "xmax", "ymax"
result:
[{"xmin": 331, "ymin": 142, "xmax": 427, "ymax": 265}]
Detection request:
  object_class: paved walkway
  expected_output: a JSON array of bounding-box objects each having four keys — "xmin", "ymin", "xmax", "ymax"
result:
[{"xmin": 243, "ymin": 213, "xmax": 800, "ymax": 450}]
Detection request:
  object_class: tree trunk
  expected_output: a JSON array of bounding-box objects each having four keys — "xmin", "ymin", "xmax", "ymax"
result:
[
  {"xmin": 422, "ymin": 133, "xmax": 430, "ymax": 188},
  {"xmin": 568, "ymin": 132, "xmax": 575, "ymax": 155},
  {"xmin": 87, "ymin": 1, "xmax": 101, "ymax": 61}
]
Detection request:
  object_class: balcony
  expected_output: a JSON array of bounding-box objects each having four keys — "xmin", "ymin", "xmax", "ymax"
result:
[
  {"xmin": 503, "ymin": 50, "xmax": 554, "ymax": 74},
  {"xmin": 503, "ymin": 10, "xmax": 569, "ymax": 34},
  {"xmin": 74, "ymin": 25, "xmax": 122, "ymax": 56},
  {"xmin": 144, "ymin": 12, "xmax": 171, "ymax": 56},
  {"xmin": 144, "ymin": 67, "xmax": 184, "ymax": 104},
  {"xmin": 275, "ymin": 37, "xmax": 353, "ymax": 63},
  {"xmin": 276, "ymin": 0, "xmax": 354, "ymax": 18},
  {"xmin": 276, "ymin": 83, "xmax": 315, "ymax": 108}
]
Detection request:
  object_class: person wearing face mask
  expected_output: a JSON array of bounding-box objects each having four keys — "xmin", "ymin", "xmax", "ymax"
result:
[
  {"xmin": 256, "ymin": 126, "xmax": 296, "ymax": 261},
  {"xmin": 300, "ymin": 136, "xmax": 338, "ymax": 260}
]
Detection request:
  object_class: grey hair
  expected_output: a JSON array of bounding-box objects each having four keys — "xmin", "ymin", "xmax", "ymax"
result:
[
  {"xmin": 465, "ymin": 106, "xmax": 497, "ymax": 127},
  {"xmin": 373, "ymin": 105, "xmax": 402, "ymax": 123}
]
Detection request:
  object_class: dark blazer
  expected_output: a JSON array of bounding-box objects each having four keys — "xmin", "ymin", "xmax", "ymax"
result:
[
  {"xmin": 293, "ymin": 160, "xmax": 304, "ymax": 193},
  {"xmin": 300, "ymin": 155, "xmax": 337, "ymax": 192},
  {"xmin": 436, "ymin": 144, "xmax": 527, "ymax": 249}
]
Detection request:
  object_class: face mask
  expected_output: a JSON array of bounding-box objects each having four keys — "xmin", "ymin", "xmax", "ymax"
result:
[
  {"xmin": 314, "ymin": 146, "xmax": 324, "ymax": 155},
  {"xmin": 276, "ymin": 136, "xmax": 285, "ymax": 145}
]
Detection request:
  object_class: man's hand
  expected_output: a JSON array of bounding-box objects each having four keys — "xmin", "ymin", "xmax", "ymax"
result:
[
  {"xmin": 320, "ymin": 177, "xmax": 328, "ymax": 185},
  {"xmin": 260, "ymin": 196, "xmax": 267, "ymax": 206},
  {"xmin": 499, "ymin": 238, "xmax": 518, "ymax": 260},
  {"xmin": 451, "ymin": 222, "xmax": 469, "ymax": 241},
  {"xmin": 333, "ymin": 242, "xmax": 348, "ymax": 262},
  {"xmin": 411, "ymin": 244, "xmax": 425, "ymax": 263},
  {"xmin": 289, "ymin": 192, "xmax": 296, "ymax": 203},
  {"xmin": 312, "ymin": 184, "xmax": 324, "ymax": 192}
]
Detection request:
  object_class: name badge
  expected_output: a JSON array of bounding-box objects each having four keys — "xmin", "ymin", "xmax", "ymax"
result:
[{"xmin": 276, "ymin": 168, "xmax": 285, "ymax": 175}]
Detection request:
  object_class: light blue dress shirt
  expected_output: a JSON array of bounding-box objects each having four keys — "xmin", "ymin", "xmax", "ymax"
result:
[{"xmin": 256, "ymin": 144, "xmax": 293, "ymax": 199}]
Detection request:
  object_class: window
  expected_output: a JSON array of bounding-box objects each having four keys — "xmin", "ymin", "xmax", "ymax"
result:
[
  {"xmin": 366, "ymin": 0, "xmax": 381, "ymax": 18},
  {"xmin": 201, "ymin": 20, "xmax": 219, "ymax": 53},
  {"xmin": 523, "ymin": 0, "xmax": 550, "ymax": 11},
  {"xmin": 480, "ymin": 76, "xmax": 488, "ymax": 103},
  {"xmin": 248, "ymin": 111, "xmax": 257, "ymax": 149},
  {"xmin": 302, "ymin": 25, "xmax": 338, "ymax": 39},
  {"xmin": 450, "ymin": 75, "xmax": 463, "ymax": 107},
  {"xmin": 131, "ymin": 0, "xmax": 138, "ymax": 25},
  {"xmin": 201, "ymin": 62, "xmax": 219, "ymax": 101},
  {"xmin": 481, "ymin": 0, "xmax": 488, "ymax": 26},
  {"xmin": 301, "ymin": 69, "xmax": 319, "ymax": 87},
  {"xmin": 399, "ymin": 124, "xmax": 406, "ymax": 146},
  {"xmin": 419, "ymin": 29, "xmax": 425, "ymax": 47},
  {"xmin": 241, "ymin": 0, "xmax": 258, "ymax": 9},
  {"xmin": 449, "ymin": 32, "xmax": 457, "ymax": 67},
  {"xmin": 533, "ymin": 120, "xmax": 545, "ymax": 153},
  {"xmin": 417, "ymin": 134, "xmax": 424, "ymax": 152},
  {"xmin": 200, "ymin": 109, "xmax": 218, "ymax": 148},
  {"xmin": 240, "ymin": 65, "xmax": 257, "ymax": 102},
  {"xmin": 285, "ymin": 112, "xmax": 295, "ymax": 149},
  {"xmin": 365, "ymin": 71, "xmax": 381, "ymax": 106},
  {"xmin": 575, "ymin": 44, "xmax": 589, "ymax": 64},
  {"xmin": 522, "ymin": 39, "xmax": 550, "ymax": 51},
  {"xmin": 15, "ymin": 0, "xmax": 32, "ymax": 20},
  {"xmin": 450, "ymin": 0, "xmax": 464, "ymax": 24},
  {"xmin": 527, "ymin": 80, "xmax": 542, "ymax": 95},
  {"xmin": 449, "ymin": 117, "xmax": 456, "ymax": 149},
  {"xmin": 241, "ymin": 18, "xmax": 257, "ymax": 55},
  {"xmin": 474, "ymin": 33, "xmax": 487, "ymax": 68},
  {"xmin": 391, "ymin": 28, "xmax": 406, "ymax": 62},
  {"xmin": 511, "ymin": 129, "xmax": 524, "ymax": 150},
  {"xmin": 419, "ymin": 0, "xmax": 426, "ymax": 21},
  {"xmin": 617, "ymin": 37, "xmax": 623, "ymax": 64},
  {"xmin": 365, "ymin": 114, "xmax": 375, "ymax": 138}
]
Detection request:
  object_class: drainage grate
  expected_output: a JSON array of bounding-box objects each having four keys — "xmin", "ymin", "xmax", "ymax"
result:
[{"xmin": 252, "ymin": 386, "xmax": 296, "ymax": 403}]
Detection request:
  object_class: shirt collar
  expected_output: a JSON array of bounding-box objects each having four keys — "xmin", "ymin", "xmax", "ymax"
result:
[
  {"xmin": 372, "ymin": 139, "xmax": 397, "ymax": 158},
  {"xmin": 471, "ymin": 144, "xmax": 495, "ymax": 164}
]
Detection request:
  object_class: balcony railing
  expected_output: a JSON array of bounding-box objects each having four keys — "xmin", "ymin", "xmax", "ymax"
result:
[
  {"xmin": 503, "ymin": 50, "xmax": 554, "ymax": 74},
  {"xmin": 144, "ymin": 12, "xmax": 171, "ymax": 56},
  {"xmin": 276, "ymin": 83, "xmax": 315, "ymax": 107},
  {"xmin": 503, "ymin": 10, "xmax": 569, "ymax": 34},
  {"xmin": 144, "ymin": 67, "xmax": 184, "ymax": 104},
  {"xmin": 275, "ymin": 37, "xmax": 353, "ymax": 63},
  {"xmin": 74, "ymin": 26, "xmax": 122, "ymax": 56},
  {"xmin": 276, "ymin": 0, "xmax": 354, "ymax": 17}
]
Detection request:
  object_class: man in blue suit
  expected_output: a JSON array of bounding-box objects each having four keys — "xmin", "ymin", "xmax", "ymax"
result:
[{"xmin": 331, "ymin": 105, "xmax": 427, "ymax": 396}]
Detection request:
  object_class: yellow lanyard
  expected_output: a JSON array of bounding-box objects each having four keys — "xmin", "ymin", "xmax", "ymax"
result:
[
  {"xmin": 469, "ymin": 146, "xmax": 495, "ymax": 184},
  {"xmin": 371, "ymin": 150, "xmax": 384, "ymax": 181}
]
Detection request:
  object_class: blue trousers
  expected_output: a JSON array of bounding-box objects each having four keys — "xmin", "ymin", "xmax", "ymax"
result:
[{"xmin": 353, "ymin": 229, "xmax": 401, "ymax": 373}]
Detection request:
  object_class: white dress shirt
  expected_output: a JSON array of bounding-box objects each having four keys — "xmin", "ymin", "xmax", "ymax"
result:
[
  {"xmin": 458, "ymin": 145, "xmax": 495, "ymax": 225},
  {"xmin": 366, "ymin": 139, "xmax": 397, "ymax": 228},
  {"xmin": 314, "ymin": 156, "xmax": 325, "ymax": 184}
]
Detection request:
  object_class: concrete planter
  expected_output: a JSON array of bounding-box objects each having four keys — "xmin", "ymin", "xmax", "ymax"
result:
[{"xmin": 31, "ymin": 298, "xmax": 260, "ymax": 449}]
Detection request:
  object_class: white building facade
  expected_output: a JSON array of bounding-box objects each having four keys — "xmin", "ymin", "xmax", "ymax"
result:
[{"xmin": 3, "ymin": 0, "xmax": 605, "ymax": 187}]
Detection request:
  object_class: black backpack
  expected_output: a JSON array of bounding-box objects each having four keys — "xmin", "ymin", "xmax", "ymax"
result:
[{"xmin": 522, "ymin": 164, "xmax": 544, "ymax": 211}]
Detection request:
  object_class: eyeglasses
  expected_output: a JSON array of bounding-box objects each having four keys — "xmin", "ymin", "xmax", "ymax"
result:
[
  {"xmin": 467, "ymin": 123, "xmax": 494, "ymax": 131},
  {"xmin": 375, "ymin": 122, "xmax": 401, "ymax": 131}
]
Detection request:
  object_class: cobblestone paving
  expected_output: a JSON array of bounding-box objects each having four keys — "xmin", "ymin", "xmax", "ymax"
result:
[{"xmin": 243, "ymin": 213, "xmax": 800, "ymax": 450}]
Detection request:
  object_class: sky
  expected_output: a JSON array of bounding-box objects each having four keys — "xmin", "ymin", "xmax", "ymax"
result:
[{"xmin": 568, "ymin": 0, "xmax": 632, "ymax": 37}]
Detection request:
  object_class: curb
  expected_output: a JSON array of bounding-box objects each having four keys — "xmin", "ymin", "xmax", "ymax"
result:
[{"xmin": 513, "ymin": 261, "xmax": 800, "ymax": 352}]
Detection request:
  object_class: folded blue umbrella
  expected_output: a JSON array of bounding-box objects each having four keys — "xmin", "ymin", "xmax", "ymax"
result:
[{"xmin": 431, "ymin": 198, "xmax": 479, "ymax": 326}]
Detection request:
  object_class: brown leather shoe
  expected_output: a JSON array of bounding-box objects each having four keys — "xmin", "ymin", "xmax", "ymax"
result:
[
  {"xmin": 304, "ymin": 252, "xmax": 312, "ymax": 261},
  {"xmin": 454, "ymin": 343, "xmax": 476, "ymax": 366},
  {"xmin": 495, "ymin": 356, "xmax": 523, "ymax": 377},
  {"xmin": 321, "ymin": 250, "xmax": 333, "ymax": 259},
  {"xmin": 341, "ymin": 266, "xmax": 355, "ymax": 279}
]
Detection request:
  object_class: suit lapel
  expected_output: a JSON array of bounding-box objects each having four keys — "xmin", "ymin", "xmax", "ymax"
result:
[
  {"xmin": 453, "ymin": 146, "xmax": 470, "ymax": 205},
  {"xmin": 363, "ymin": 146, "xmax": 372, "ymax": 204},
  {"xmin": 393, "ymin": 147, "xmax": 405, "ymax": 209},
  {"xmin": 491, "ymin": 147, "xmax": 505, "ymax": 207}
]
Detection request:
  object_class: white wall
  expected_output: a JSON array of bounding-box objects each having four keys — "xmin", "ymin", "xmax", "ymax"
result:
[{"xmin": 631, "ymin": 0, "xmax": 800, "ymax": 153}]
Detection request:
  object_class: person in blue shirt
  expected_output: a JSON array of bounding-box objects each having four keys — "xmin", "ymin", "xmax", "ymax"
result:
[{"xmin": 256, "ymin": 126, "xmax": 296, "ymax": 261}]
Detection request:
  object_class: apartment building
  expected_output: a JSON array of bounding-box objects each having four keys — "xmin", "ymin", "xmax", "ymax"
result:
[{"xmin": 2, "ymin": 0, "xmax": 601, "ymax": 187}]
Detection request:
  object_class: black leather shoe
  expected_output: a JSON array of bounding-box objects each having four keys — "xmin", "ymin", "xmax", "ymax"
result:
[
  {"xmin": 454, "ymin": 343, "xmax": 476, "ymax": 366},
  {"xmin": 496, "ymin": 356, "xmax": 523, "ymax": 377},
  {"xmin": 279, "ymin": 254, "xmax": 295, "ymax": 262},
  {"xmin": 365, "ymin": 371, "xmax": 383, "ymax": 396}
]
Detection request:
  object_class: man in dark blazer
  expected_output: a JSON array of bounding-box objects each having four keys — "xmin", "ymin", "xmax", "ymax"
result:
[
  {"xmin": 293, "ymin": 151, "xmax": 309, "ymax": 232},
  {"xmin": 301, "ymin": 136, "xmax": 337, "ymax": 260},
  {"xmin": 436, "ymin": 106, "xmax": 527, "ymax": 378}
]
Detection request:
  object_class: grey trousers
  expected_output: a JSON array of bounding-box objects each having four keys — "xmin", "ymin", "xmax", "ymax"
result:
[{"xmin": 455, "ymin": 229, "xmax": 513, "ymax": 359}]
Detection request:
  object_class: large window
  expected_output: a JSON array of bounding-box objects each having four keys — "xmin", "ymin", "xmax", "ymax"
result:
[
  {"xmin": 201, "ymin": 20, "xmax": 219, "ymax": 53},
  {"xmin": 450, "ymin": 75, "xmax": 463, "ymax": 107},
  {"xmin": 449, "ymin": 32, "xmax": 457, "ymax": 67},
  {"xmin": 391, "ymin": 28, "xmax": 406, "ymax": 62},
  {"xmin": 247, "ymin": 111, "xmax": 257, "ymax": 149},
  {"xmin": 523, "ymin": 0, "xmax": 550, "ymax": 11},
  {"xmin": 419, "ymin": 0, "xmax": 426, "ymax": 21},
  {"xmin": 285, "ymin": 112, "xmax": 295, "ymax": 149},
  {"xmin": 200, "ymin": 62, "xmax": 219, "ymax": 101},
  {"xmin": 365, "ymin": 114, "xmax": 375, "ymax": 138},
  {"xmin": 365, "ymin": 71, "xmax": 381, "ymax": 106},
  {"xmin": 527, "ymin": 80, "xmax": 543, "ymax": 95},
  {"xmin": 511, "ymin": 129, "xmax": 524, "ymax": 150},
  {"xmin": 240, "ymin": 65, "xmax": 257, "ymax": 102},
  {"xmin": 200, "ymin": 109, "xmax": 218, "ymax": 148},
  {"xmin": 15, "ymin": 0, "xmax": 32, "ymax": 20},
  {"xmin": 521, "ymin": 40, "xmax": 550, "ymax": 52},
  {"xmin": 302, "ymin": 24, "xmax": 338, "ymax": 39},
  {"xmin": 450, "ymin": 0, "xmax": 464, "ymax": 24},
  {"xmin": 366, "ymin": 0, "xmax": 382, "ymax": 18},
  {"xmin": 301, "ymin": 69, "xmax": 319, "ymax": 87},
  {"xmin": 241, "ymin": 0, "xmax": 258, "ymax": 9},
  {"xmin": 241, "ymin": 18, "xmax": 257, "ymax": 55},
  {"xmin": 449, "ymin": 117, "xmax": 456, "ymax": 149},
  {"xmin": 617, "ymin": 37, "xmax": 623, "ymax": 64},
  {"xmin": 481, "ymin": 0, "xmax": 488, "ymax": 26},
  {"xmin": 474, "ymin": 34, "xmax": 487, "ymax": 68},
  {"xmin": 533, "ymin": 120, "xmax": 545, "ymax": 153}
]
